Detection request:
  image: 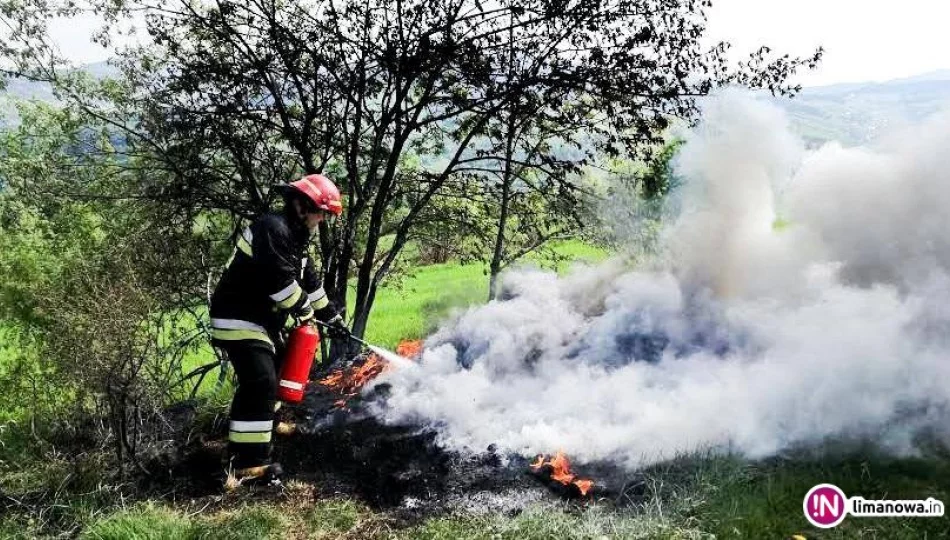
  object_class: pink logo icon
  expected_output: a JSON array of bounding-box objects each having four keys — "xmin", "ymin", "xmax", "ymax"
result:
[{"xmin": 804, "ymin": 484, "xmax": 848, "ymax": 528}]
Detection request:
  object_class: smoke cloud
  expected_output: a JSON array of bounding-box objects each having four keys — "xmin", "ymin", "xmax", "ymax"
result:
[{"xmin": 371, "ymin": 91, "xmax": 950, "ymax": 469}]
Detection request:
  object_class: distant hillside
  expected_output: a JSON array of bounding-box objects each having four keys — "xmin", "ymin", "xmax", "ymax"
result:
[
  {"xmin": 0, "ymin": 61, "xmax": 118, "ymax": 124},
  {"xmin": 4, "ymin": 62, "xmax": 950, "ymax": 148},
  {"xmin": 774, "ymin": 70, "xmax": 950, "ymax": 146}
]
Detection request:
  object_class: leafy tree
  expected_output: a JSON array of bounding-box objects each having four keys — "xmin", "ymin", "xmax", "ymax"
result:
[
  {"xmin": 1, "ymin": 0, "xmax": 820, "ymax": 347},
  {"xmin": 639, "ymin": 138, "xmax": 685, "ymax": 201},
  {"xmin": 585, "ymin": 137, "xmax": 685, "ymax": 255},
  {"xmin": 0, "ymin": 102, "xmax": 110, "ymax": 327},
  {"xmin": 470, "ymin": 85, "xmax": 591, "ymax": 300}
]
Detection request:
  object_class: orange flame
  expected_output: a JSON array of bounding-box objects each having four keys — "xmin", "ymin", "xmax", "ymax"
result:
[
  {"xmin": 316, "ymin": 339, "xmax": 420, "ymax": 408},
  {"xmin": 572, "ymin": 479, "xmax": 594, "ymax": 496},
  {"xmin": 396, "ymin": 339, "xmax": 423, "ymax": 359},
  {"xmin": 317, "ymin": 354, "xmax": 387, "ymax": 405},
  {"xmin": 530, "ymin": 451, "xmax": 595, "ymax": 496}
]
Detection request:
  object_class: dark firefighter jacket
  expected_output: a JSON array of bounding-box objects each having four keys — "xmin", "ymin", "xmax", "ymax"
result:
[{"xmin": 209, "ymin": 212, "xmax": 331, "ymax": 351}]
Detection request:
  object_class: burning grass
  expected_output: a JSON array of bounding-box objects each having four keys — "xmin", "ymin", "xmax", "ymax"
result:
[
  {"xmin": 316, "ymin": 339, "xmax": 422, "ymax": 409},
  {"xmin": 306, "ymin": 339, "xmax": 603, "ymax": 503},
  {"xmin": 395, "ymin": 340, "xmax": 424, "ymax": 358},
  {"xmin": 317, "ymin": 355, "xmax": 390, "ymax": 409},
  {"xmin": 309, "ymin": 338, "xmax": 601, "ymax": 501},
  {"xmin": 86, "ymin": 447, "xmax": 949, "ymax": 539},
  {"xmin": 71, "ymin": 332, "xmax": 950, "ymax": 540},
  {"xmin": 529, "ymin": 452, "xmax": 595, "ymax": 497}
]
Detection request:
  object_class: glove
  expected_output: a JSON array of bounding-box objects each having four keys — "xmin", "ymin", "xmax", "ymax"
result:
[
  {"xmin": 325, "ymin": 314, "xmax": 351, "ymax": 340},
  {"xmin": 313, "ymin": 302, "xmax": 338, "ymax": 325},
  {"xmin": 314, "ymin": 302, "xmax": 350, "ymax": 339},
  {"xmin": 289, "ymin": 305, "xmax": 315, "ymax": 328}
]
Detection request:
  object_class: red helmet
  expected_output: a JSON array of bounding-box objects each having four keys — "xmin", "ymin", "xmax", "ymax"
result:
[{"xmin": 285, "ymin": 174, "xmax": 343, "ymax": 216}]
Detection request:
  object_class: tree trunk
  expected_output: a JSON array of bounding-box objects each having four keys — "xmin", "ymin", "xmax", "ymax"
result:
[
  {"xmin": 351, "ymin": 128, "xmax": 410, "ymax": 340},
  {"xmin": 489, "ymin": 25, "xmax": 518, "ymax": 301},
  {"xmin": 351, "ymin": 282, "xmax": 377, "ymax": 343},
  {"xmin": 489, "ymin": 78, "xmax": 517, "ymax": 301},
  {"xmin": 488, "ymin": 180, "xmax": 511, "ymax": 301},
  {"xmin": 324, "ymin": 219, "xmax": 355, "ymax": 362}
]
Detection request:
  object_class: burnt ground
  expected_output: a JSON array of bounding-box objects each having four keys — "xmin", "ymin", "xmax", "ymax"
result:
[{"xmin": 162, "ymin": 356, "xmax": 638, "ymax": 523}]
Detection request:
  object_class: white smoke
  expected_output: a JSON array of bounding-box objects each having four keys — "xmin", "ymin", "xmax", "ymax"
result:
[{"xmin": 370, "ymin": 91, "xmax": 950, "ymax": 469}]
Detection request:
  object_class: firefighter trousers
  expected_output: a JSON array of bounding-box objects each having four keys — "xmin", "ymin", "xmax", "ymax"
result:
[{"xmin": 221, "ymin": 340, "xmax": 282, "ymax": 469}]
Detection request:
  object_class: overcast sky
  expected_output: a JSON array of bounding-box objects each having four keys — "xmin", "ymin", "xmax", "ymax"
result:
[
  {"xmin": 49, "ymin": 1, "xmax": 950, "ymax": 88},
  {"xmin": 706, "ymin": 0, "xmax": 950, "ymax": 86}
]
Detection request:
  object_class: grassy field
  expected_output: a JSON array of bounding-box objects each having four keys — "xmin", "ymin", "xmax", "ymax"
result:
[
  {"xmin": 357, "ymin": 258, "xmax": 489, "ymax": 349},
  {"xmin": 4, "ymin": 241, "xmax": 950, "ymax": 538},
  {"xmin": 62, "ymin": 496, "xmax": 700, "ymax": 540},
  {"xmin": 362, "ymin": 239, "xmax": 609, "ymax": 348}
]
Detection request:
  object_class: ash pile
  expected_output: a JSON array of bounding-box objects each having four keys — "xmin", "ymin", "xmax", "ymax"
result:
[{"xmin": 276, "ymin": 341, "xmax": 617, "ymax": 517}]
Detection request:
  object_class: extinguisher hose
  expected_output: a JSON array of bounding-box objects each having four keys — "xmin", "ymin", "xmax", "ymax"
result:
[
  {"xmin": 311, "ymin": 320, "xmax": 416, "ymax": 369},
  {"xmin": 312, "ymin": 319, "xmax": 372, "ymax": 349}
]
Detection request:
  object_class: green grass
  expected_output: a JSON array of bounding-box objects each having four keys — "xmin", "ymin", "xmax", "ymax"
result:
[
  {"xmin": 79, "ymin": 502, "xmax": 294, "ymax": 539},
  {"xmin": 692, "ymin": 450, "xmax": 950, "ymax": 539},
  {"xmin": 59, "ymin": 447, "xmax": 950, "ymax": 539},
  {"xmin": 402, "ymin": 505, "xmax": 704, "ymax": 539},
  {"xmin": 82, "ymin": 504, "xmax": 194, "ymax": 540},
  {"xmin": 81, "ymin": 499, "xmax": 355, "ymax": 540},
  {"xmin": 303, "ymin": 496, "xmax": 371, "ymax": 536},
  {"xmin": 201, "ymin": 506, "xmax": 288, "ymax": 540},
  {"xmin": 77, "ymin": 498, "xmax": 702, "ymax": 540},
  {"xmin": 357, "ymin": 258, "xmax": 489, "ymax": 348},
  {"xmin": 529, "ymin": 238, "xmax": 610, "ymax": 266}
]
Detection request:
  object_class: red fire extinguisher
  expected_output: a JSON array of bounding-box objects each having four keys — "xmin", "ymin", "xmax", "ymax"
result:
[{"xmin": 277, "ymin": 324, "xmax": 320, "ymax": 403}]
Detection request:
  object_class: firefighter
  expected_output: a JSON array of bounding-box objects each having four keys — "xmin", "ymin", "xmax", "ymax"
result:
[{"xmin": 209, "ymin": 173, "xmax": 349, "ymax": 486}]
